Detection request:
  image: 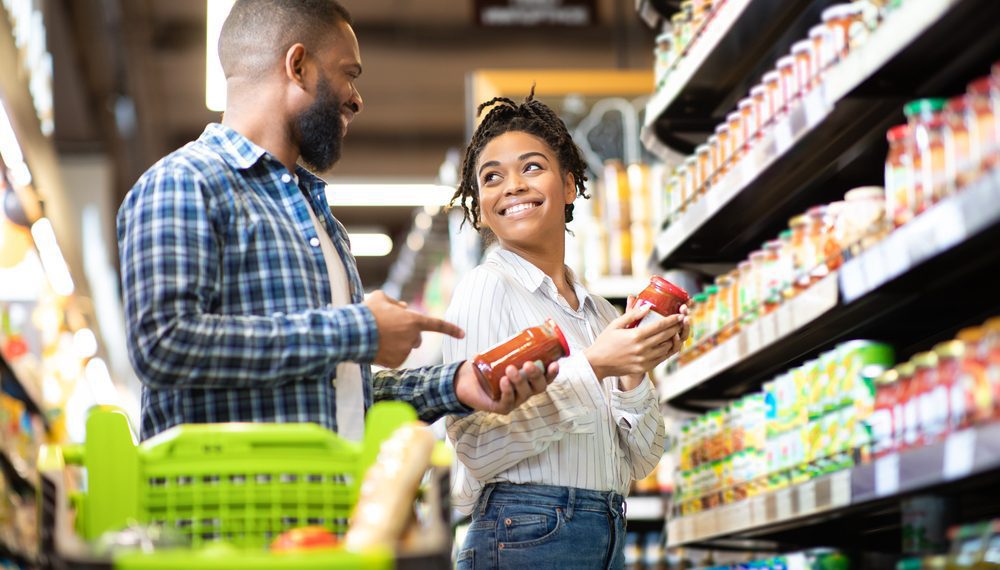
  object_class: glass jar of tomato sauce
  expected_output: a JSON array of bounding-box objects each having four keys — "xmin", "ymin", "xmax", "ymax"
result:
[
  {"xmin": 954, "ymin": 327, "xmax": 992, "ymax": 428},
  {"xmin": 871, "ymin": 368, "xmax": 901, "ymax": 458},
  {"xmin": 967, "ymin": 77, "xmax": 999, "ymax": 175},
  {"xmin": 904, "ymin": 98, "xmax": 948, "ymax": 214},
  {"xmin": 913, "ymin": 351, "xmax": 944, "ymax": 446},
  {"xmin": 885, "ymin": 124, "xmax": 914, "ymax": 228},
  {"xmin": 473, "ymin": 319, "xmax": 570, "ymax": 400},
  {"xmin": 627, "ymin": 276, "xmax": 691, "ymax": 329}
]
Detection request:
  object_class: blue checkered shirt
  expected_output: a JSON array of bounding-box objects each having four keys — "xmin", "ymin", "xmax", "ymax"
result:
[{"xmin": 117, "ymin": 123, "xmax": 468, "ymax": 440}]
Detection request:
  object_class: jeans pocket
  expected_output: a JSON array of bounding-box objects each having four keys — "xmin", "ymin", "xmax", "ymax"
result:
[
  {"xmin": 498, "ymin": 504, "xmax": 564, "ymax": 548},
  {"xmin": 456, "ymin": 548, "xmax": 475, "ymax": 570}
]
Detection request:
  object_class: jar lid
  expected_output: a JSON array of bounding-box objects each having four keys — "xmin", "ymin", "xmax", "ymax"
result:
[
  {"xmin": 777, "ymin": 55, "xmax": 796, "ymax": 68},
  {"xmin": 807, "ymin": 205, "xmax": 828, "ymax": 217},
  {"xmin": 903, "ymin": 98, "xmax": 947, "ymax": 117},
  {"xmin": 738, "ymin": 98, "xmax": 754, "ymax": 110},
  {"xmin": 886, "ymin": 124, "xmax": 910, "ymax": 141},
  {"xmin": 750, "ymin": 85, "xmax": 767, "ymax": 97},
  {"xmin": 968, "ymin": 77, "xmax": 991, "ymax": 95},
  {"xmin": 763, "ymin": 70, "xmax": 781, "ymax": 83},
  {"xmin": 821, "ymin": 4, "xmax": 858, "ymax": 20},
  {"xmin": 656, "ymin": 32, "xmax": 674, "ymax": 43},
  {"xmin": 716, "ymin": 274, "xmax": 733, "ymax": 286},
  {"xmin": 763, "ymin": 239, "xmax": 783, "ymax": 250},
  {"xmin": 704, "ymin": 285, "xmax": 719, "ymax": 295},
  {"xmin": 749, "ymin": 249, "xmax": 767, "ymax": 260},
  {"xmin": 650, "ymin": 275, "xmax": 691, "ymax": 303},
  {"xmin": 946, "ymin": 95, "xmax": 969, "ymax": 113},
  {"xmin": 956, "ymin": 326, "xmax": 985, "ymax": 343},
  {"xmin": 671, "ymin": 13, "xmax": 685, "ymax": 22},
  {"xmin": 911, "ymin": 351, "xmax": 939, "ymax": 369},
  {"xmin": 707, "ymin": 135, "xmax": 719, "ymax": 145},
  {"xmin": 779, "ymin": 229, "xmax": 792, "ymax": 240},
  {"xmin": 933, "ymin": 340, "xmax": 965, "ymax": 359},
  {"xmin": 791, "ymin": 40, "xmax": 813, "ymax": 54},
  {"xmin": 876, "ymin": 368, "xmax": 899, "ymax": 386},
  {"xmin": 738, "ymin": 260, "xmax": 753, "ymax": 269},
  {"xmin": 808, "ymin": 25, "xmax": 831, "ymax": 39},
  {"xmin": 789, "ymin": 214, "xmax": 809, "ymax": 227},
  {"xmin": 727, "ymin": 111, "xmax": 741, "ymax": 122},
  {"xmin": 692, "ymin": 293, "xmax": 708, "ymax": 303},
  {"xmin": 715, "ymin": 124, "xmax": 729, "ymax": 135},
  {"xmin": 844, "ymin": 186, "xmax": 884, "ymax": 201},
  {"xmin": 547, "ymin": 318, "xmax": 572, "ymax": 356},
  {"xmin": 684, "ymin": 156, "xmax": 698, "ymax": 165},
  {"xmin": 696, "ymin": 144, "xmax": 710, "ymax": 154},
  {"xmin": 895, "ymin": 362, "xmax": 916, "ymax": 377}
]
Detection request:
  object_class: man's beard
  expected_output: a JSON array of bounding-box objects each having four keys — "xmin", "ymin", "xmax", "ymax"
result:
[{"xmin": 296, "ymin": 73, "xmax": 344, "ymax": 173}]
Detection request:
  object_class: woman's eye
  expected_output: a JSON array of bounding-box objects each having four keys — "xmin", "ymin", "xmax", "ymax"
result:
[
  {"xmin": 482, "ymin": 172, "xmax": 500, "ymax": 184},
  {"xmin": 524, "ymin": 162, "xmax": 543, "ymax": 173}
]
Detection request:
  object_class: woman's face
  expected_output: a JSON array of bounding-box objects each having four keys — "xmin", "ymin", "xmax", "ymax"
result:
[{"xmin": 475, "ymin": 131, "xmax": 576, "ymax": 250}]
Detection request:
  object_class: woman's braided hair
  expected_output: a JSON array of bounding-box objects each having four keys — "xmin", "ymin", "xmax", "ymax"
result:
[{"xmin": 450, "ymin": 86, "xmax": 589, "ymax": 231}]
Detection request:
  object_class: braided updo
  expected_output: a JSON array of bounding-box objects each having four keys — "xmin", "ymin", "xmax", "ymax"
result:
[{"xmin": 450, "ymin": 86, "xmax": 589, "ymax": 231}]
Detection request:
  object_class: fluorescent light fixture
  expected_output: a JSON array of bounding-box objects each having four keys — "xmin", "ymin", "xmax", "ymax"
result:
[
  {"xmin": 73, "ymin": 328, "xmax": 98, "ymax": 359},
  {"xmin": 414, "ymin": 212, "xmax": 433, "ymax": 231},
  {"xmin": 205, "ymin": 0, "xmax": 235, "ymax": 112},
  {"xmin": 325, "ymin": 183, "xmax": 455, "ymax": 207},
  {"xmin": 406, "ymin": 232, "xmax": 425, "ymax": 252},
  {"xmin": 30, "ymin": 217, "xmax": 74, "ymax": 296},
  {"xmin": 85, "ymin": 357, "xmax": 118, "ymax": 405},
  {"xmin": 348, "ymin": 232, "xmax": 393, "ymax": 257},
  {"xmin": 0, "ymin": 103, "xmax": 31, "ymax": 186}
]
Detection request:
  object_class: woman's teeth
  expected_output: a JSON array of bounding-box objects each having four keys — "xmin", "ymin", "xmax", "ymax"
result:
[{"xmin": 504, "ymin": 202, "xmax": 538, "ymax": 216}]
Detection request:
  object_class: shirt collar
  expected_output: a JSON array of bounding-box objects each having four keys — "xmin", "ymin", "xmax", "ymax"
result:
[
  {"xmin": 489, "ymin": 248, "xmax": 595, "ymax": 310},
  {"xmin": 200, "ymin": 123, "xmax": 329, "ymax": 195}
]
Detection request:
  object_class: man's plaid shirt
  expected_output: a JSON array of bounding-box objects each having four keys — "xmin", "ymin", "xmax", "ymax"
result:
[{"xmin": 117, "ymin": 123, "xmax": 467, "ymax": 439}]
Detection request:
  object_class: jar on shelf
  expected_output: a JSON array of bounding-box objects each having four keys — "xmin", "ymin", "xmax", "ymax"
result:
[
  {"xmin": 696, "ymin": 144, "xmax": 711, "ymax": 195},
  {"xmin": 850, "ymin": 1, "xmax": 879, "ymax": 48},
  {"xmin": 726, "ymin": 268, "xmax": 742, "ymax": 333},
  {"xmin": 885, "ymin": 124, "xmax": 915, "ymax": 228},
  {"xmin": 935, "ymin": 340, "xmax": 968, "ymax": 435},
  {"xmin": 714, "ymin": 123, "xmax": 731, "ymax": 176},
  {"xmin": 683, "ymin": 156, "xmax": 698, "ymax": 208},
  {"xmin": 904, "ymin": 98, "xmax": 948, "ymax": 214},
  {"xmin": 704, "ymin": 285, "xmax": 720, "ymax": 341},
  {"xmin": 727, "ymin": 111, "xmax": 744, "ymax": 163},
  {"xmin": 691, "ymin": 292, "xmax": 709, "ymax": 346},
  {"xmin": 871, "ymin": 368, "xmax": 900, "ymax": 457},
  {"xmin": 821, "ymin": 3, "xmax": 867, "ymax": 59},
  {"xmin": 807, "ymin": 205, "xmax": 837, "ymax": 279},
  {"xmin": 760, "ymin": 242, "xmax": 782, "ymax": 314},
  {"xmin": 791, "ymin": 40, "xmax": 816, "ymax": 95},
  {"xmin": 776, "ymin": 229, "xmax": 796, "ymax": 300},
  {"xmin": 841, "ymin": 186, "xmax": 887, "ymax": 255},
  {"xmin": 763, "ymin": 70, "xmax": 784, "ymax": 123},
  {"xmin": 943, "ymin": 95, "xmax": 974, "ymax": 194},
  {"xmin": 967, "ymin": 77, "xmax": 999, "ymax": 175},
  {"xmin": 748, "ymin": 249, "xmax": 767, "ymax": 320},
  {"xmin": 777, "ymin": 55, "xmax": 800, "ymax": 108},
  {"xmin": 655, "ymin": 33, "xmax": 675, "ymax": 89},
  {"xmin": 896, "ymin": 361, "xmax": 918, "ymax": 451},
  {"xmin": 665, "ymin": 174, "xmax": 680, "ymax": 224},
  {"xmin": 788, "ymin": 215, "xmax": 812, "ymax": 291},
  {"xmin": 715, "ymin": 274, "xmax": 734, "ymax": 341},
  {"xmin": 707, "ymin": 134, "xmax": 721, "ymax": 186},
  {"xmin": 671, "ymin": 12, "xmax": 688, "ymax": 57},
  {"xmin": 750, "ymin": 85, "xmax": 768, "ymax": 135},
  {"xmin": 914, "ymin": 351, "xmax": 946, "ymax": 446},
  {"xmin": 955, "ymin": 326, "xmax": 992, "ymax": 427},
  {"xmin": 737, "ymin": 259, "xmax": 756, "ymax": 325},
  {"xmin": 986, "ymin": 317, "xmax": 1000, "ymax": 419},
  {"xmin": 808, "ymin": 24, "xmax": 837, "ymax": 77}
]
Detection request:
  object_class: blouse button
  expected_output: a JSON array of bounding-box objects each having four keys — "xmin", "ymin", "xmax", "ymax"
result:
[
  {"xmin": 309, "ymin": 237, "xmax": 320, "ymax": 247},
  {"xmin": 281, "ymin": 173, "xmax": 292, "ymax": 183}
]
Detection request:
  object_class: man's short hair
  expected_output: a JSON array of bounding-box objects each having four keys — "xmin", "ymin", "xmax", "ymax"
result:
[{"xmin": 219, "ymin": 0, "xmax": 353, "ymax": 78}]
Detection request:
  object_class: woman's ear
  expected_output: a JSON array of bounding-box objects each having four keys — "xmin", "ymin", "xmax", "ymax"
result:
[{"xmin": 564, "ymin": 172, "xmax": 577, "ymax": 205}]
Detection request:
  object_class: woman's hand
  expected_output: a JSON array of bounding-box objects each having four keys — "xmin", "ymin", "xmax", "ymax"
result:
[{"xmin": 584, "ymin": 297, "xmax": 684, "ymax": 381}]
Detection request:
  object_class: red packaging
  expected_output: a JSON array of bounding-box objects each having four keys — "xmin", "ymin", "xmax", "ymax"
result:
[
  {"xmin": 472, "ymin": 319, "xmax": 570, "ymax": 400},
  {"xmin": 627, "ymin": 276, "xmax": 691, "ymax": 329}
]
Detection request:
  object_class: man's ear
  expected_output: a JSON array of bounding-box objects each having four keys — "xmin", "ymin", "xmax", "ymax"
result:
[{"xmin": 284, "ymin": 43, "xmax": 309, "ymax": 89}]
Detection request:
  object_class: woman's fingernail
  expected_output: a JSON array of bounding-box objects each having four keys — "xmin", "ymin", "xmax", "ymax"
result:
[{"xmin": 534, "ymin": 360, "xmax": 544, "ymax": 371}]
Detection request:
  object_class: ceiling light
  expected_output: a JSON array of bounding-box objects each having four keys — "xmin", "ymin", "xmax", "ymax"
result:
[
  {"xmin": 30, "ymin": 217, "xmax": 74, "ymax": 296},
  {"xmin": 406, "ymin": 232, "xmax": 424, "ymax": 252},
  {"xmin": 348, "ymin": 232, "xmax": 393, "ymax": 257},
  {"xmin": 414, "ymin": 212, "xmax": 433, "ymax": 231},
  {"xmin": 0, "ymin": 103, "xmax": 31, "ymax": 187},
  {"xmin": 325, "ymin": 184, "xmax": 455, "ymax": 207},
  {"xmin": 205, "ymin": 0, "xmax": 235, "ymax": 112}
]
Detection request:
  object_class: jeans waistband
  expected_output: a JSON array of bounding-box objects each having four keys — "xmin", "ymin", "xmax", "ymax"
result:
[{"xmin": 479, "ymin": 482, "xmax": 625, "ymax": 518}]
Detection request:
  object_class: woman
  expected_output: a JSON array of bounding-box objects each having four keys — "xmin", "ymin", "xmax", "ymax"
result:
[{"xmin": 444, "ymin": 89, "xmax": 690, "ymax": 569}]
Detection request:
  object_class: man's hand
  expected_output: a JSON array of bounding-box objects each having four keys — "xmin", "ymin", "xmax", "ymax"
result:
[
  {"xmin": 454, "ymin": 360, "xmax": 559, "ymax": 414},
  {"xmin": 364, "ymin": 290, "xmax": 464, "ymax": 368}
]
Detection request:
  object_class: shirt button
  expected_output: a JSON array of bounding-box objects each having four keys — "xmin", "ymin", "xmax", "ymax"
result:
[
  {"xmin": 310, "ymin": 237, "xmax": 320, "ymax": 247},
  {"xmin": 281, "ymin": 173, "xmax": 292, "ymax": 183}
]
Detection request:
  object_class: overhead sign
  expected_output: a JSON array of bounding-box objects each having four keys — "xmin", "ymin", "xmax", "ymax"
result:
[{"xmin": 475, "ymin": 0, "xmax": 597, "ymax": 27}]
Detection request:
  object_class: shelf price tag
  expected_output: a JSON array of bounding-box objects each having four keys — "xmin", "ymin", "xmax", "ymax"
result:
[
  {"xmin": 799, "ymin": 480, "xmax": 817, "ymax": 514},
  {"xmin": 776, "ymin": 488, "xmax": 794, "ymax": 520},
  {"xmin": 831, "ymin": 470, "xmax": 851, "ymax": 506},
  {"xmin": 750, "ymin": 495, "xmax": 767, "ymax": 525},
  {"xmin": 875, "ymin": 453, "xmax": 900, "ymax": 497},
  {"xmin": 774, "ymin": 120, "xmax": 795, "ymax": 154},
  {"xmin": 943, "ymin": 429, "xmax": 976, "ymax": 481}
]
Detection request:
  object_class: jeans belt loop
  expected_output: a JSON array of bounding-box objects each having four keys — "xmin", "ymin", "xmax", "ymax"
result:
[
  {"xmin": 477, "ymin": 483, "xmax": 496, "ymax": 518},
  {"xmin": 565, "ymin": 487, "xmax": 576, "ymax": 520}
]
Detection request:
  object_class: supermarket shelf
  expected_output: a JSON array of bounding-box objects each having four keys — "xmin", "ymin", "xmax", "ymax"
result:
[
  {"xmin": 626, "ymin": 495, "xmax": 666, "ymax": 522},
  {"xmin": 642, "ymin": 0, "xmax": 815, "ymax": 153},
  {"xmin": 585, "ymin": 275, "xmax": 650, "ymax": 301},
  {"xmin": 652, "ymin": 0, "xmax": 1000, "ymax": 266},
  {"xmin": 0, "ymin": 355, "xmax": 48, "ymax": 429},
  {"xmin": 667, "ymin": 423, "xmax": 1000, "ymax": 548},
  {"xmin": 659, "ymin": 272, "xmax": 838, "ymax": 405},
  {"xmin": 840, "ymin": 169, "xmax": 1000, "ymax": 304},
  {"xmin": 0, "ymin": 448, "xmax": 35, "ymax": 496}
]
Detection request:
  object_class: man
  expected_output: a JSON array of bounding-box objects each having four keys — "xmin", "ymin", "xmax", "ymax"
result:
[{"xmin": 117, "ymin": 0, "xmax": 556, "ymax": 441}]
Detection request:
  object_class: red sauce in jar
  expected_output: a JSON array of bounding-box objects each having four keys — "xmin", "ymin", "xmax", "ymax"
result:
[
  {"xmin": 472, "ymin": 319, "xmax": 570, "ymax": 400},
  {"xmin": 627, "ymin": 276, "xmax": 690, "ymax": 329}
]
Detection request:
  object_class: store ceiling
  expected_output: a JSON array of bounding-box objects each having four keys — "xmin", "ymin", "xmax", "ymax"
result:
[{"xmin": 46, "ymin": 0, "xmax": 655, "ymax": 288}]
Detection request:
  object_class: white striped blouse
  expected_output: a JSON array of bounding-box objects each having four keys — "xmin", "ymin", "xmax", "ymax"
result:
[{"xmin": 443, "ymin": 248, "xmax": 665, "ymax": 515}]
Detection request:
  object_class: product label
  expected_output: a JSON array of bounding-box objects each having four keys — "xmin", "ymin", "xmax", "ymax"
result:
[{"xmin": 631, "ymin": 303, "xmax": 665, "ymax": 329}]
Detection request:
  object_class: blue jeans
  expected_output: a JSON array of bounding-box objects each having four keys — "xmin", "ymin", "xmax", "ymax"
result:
[{"xmin": 456, "ymin": 483, "xmax": 626, "ymax": 570}]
